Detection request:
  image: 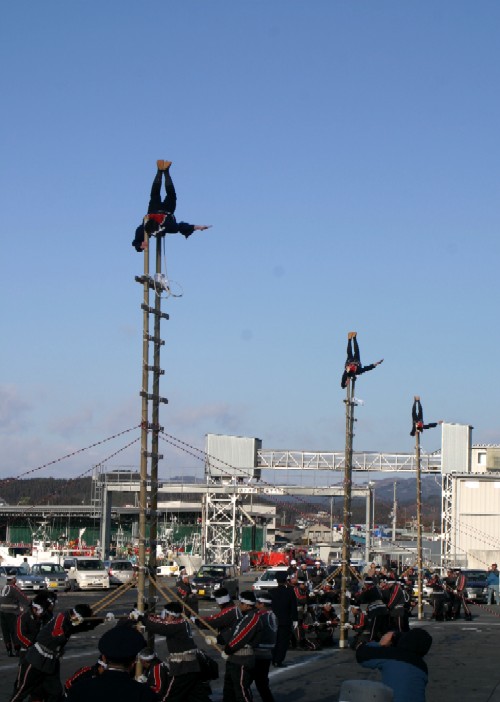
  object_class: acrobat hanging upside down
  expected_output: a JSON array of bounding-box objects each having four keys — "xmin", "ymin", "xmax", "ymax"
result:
[
  {"xmin": 410, "ymin": 397, "xmax": 442, "ymax": 437},
  {"xmin": 341, "ymin": 332, "xmax": 384, "ymax": 389},
  {"xmin": 132, "ymin": 160, "xmax": 211, "ymax": 252}
]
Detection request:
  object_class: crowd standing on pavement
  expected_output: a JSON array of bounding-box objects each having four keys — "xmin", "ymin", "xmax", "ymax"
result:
[{"xmin": 2, "ymin": 556, "xmax": 498, "ymax": 702}]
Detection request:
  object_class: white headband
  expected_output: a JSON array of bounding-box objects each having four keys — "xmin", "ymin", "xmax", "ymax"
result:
[
  {"xmin": 215, "ymin": 594, "xmax": 231, "ymax": 605},
  {"xmin": 239, "ymin": 596, "xmax": 255, "ymax": 606}
]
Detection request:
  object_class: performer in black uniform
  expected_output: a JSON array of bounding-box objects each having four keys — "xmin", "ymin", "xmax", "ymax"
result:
[
  {"xmin": 341, "ymin": 332, "xmax": 383, "ymax": 389},
  {"xmin": 410, "ymin": 396, "xmax": 442, "ymax": 436},
  {"xmin": 65, "ymin": 625, "xmax": 155, "ymax": 702},
  {"xmin": 132, "ymin": 161, "xmax": 211, "ymax": 252},
  {"xmin": 11, "ymin": 604, "xmax": 101, "ymax": 702},
  {"xmin": 140, "ymin": 601, "xmax": 211, "ymax": 702},
  {"xmin": 253, "ymin": 596, "xmax": 277, "ymax": 702},
  {"xmin": 269, "ymin": 572, "xmax": 298, "ymax": 668},
  {"xmin": 0, "ymin": 574, "xmax": 30, "ymax": 656}
]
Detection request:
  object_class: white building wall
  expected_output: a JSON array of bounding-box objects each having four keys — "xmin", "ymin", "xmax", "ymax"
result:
[{"xmin": 452, "ymin": 476, "xmax": 500, "ymax": 569}]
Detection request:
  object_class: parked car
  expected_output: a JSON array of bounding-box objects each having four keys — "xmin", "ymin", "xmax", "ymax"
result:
[
  {"xmin": 462, "ymin": 569, "xmax": 488, "ymax": 603},
  {"xmin": 30, "ymin": 563, "xmax": 70, "ymax": 591},
  {"xmin": 192, "ymin": 564, "xmax": 239, "ymax": 599},
  {"xmin": 252, "ymin": 566, "xmax": 290, "ymax": 594},
  {"xmin": 0, "ymin": 565, "xmax": 47, "ymax": 592},
  {"xmin": 107, "ymin": 559, "xmax": 136, "ymax": 585},
  {"xmin": 66, "ymin": 557, "xmax": 110, "ymax": 591}
]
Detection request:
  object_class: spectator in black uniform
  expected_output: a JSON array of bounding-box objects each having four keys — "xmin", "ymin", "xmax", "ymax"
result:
[
  {"xmin": 270, "ymin": 572, "xmax": 298, "ymax": 668},
  {"xmin": 410, "ymin": 397, "xmax": 442, "ymax": 437},
  {"xmin": 132, "ymin": 161, "xmax": 211, "ymax": 252},
  {"xmin": 341, "ymin": 332, "xmax": 383, "ymax": 389}
]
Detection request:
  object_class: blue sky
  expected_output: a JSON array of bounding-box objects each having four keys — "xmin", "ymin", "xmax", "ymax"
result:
[{"xmin": 1, "ymin": 2, "xmax": 499, "ymax": 484}]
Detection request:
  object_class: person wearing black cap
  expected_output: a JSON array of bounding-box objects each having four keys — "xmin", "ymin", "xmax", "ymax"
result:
[
  {"xmin": 137, "ymin": 646, "xmax": 171, "ymax": 699},
  {"xmin": 223, "ymin": 591, "xmax": 262, "ymax": 702},
  {"xmin": 10, "ymin": 604, "xmax": 102, "ymax": 702},
  {"xmin": 63, "ymin": 658, "xmax": 107, "ymax": 698},
  {"xmin": 65, "ymin": 624, "xmax": 156, "ymax": 702},
  {"xmin": 140, "ymin": 601, "xmax": 211, "ymax": 702},
  {"xmin": 253, "ymin": 596, "xmax": 277, "ymax": 702},
  {"xmin": 269, "ymin": 571, "xmax": 298, "ymax": 668},
  {"xmin": 197, "ymin": 588, "xmax": 241, "ymax": 646},
  {"xmin": 356, "ymin": 628, "xmax": 433, "ymax": 702},
  {"xmin": 0, "ymin": 573, "xmax": 30, "ymax": 657}
]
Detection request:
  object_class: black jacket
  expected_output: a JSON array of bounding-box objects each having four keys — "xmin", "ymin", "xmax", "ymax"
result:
[{"xmin": 270, "ymin": 585, "xmax": 298, "ymax": 625}]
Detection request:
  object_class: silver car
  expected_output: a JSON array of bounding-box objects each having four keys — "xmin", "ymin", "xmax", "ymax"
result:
[
  {"xmin": 30, "ymin": 563, "xmax": 70, "ymax": 592},
  {"xmin": 0, "ymin": 565, "xmax": 47, "ymax": 592},
  {"xmin": 108, "ymin": 560, "xmax": 136, "ymax": 585}
]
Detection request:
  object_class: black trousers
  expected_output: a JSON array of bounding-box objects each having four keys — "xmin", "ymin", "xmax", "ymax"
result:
[
  {"xmin": 346, "ymin": 337, "xmax": 360, "ymax": 364},
  {"xmin": 223, "ymin": 661, "xmax": 254, "ymax": 702},
  {"xmin": 10, "ymin": 661, "xmax": 62, "ymax": 702},
  {"xmin": 148, "ymin": 170, "xmax": 177, "ymax": 214},
  {"xmin": 163, "ymin": 672, "xmax": 211, "ymax": 702},
  {"xmin": 253, "ymin": 659, "xmax": 274, "ymax": 702},
  {"xmin": 272, "ymin": 624, "xmax": 291, "ymax": 665},
  {"xmin": 0, "ymin": 612, "xmax": 19, "ymax": 653}
]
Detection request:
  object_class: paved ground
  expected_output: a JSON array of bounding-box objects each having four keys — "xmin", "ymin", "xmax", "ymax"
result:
[{"xmin": 1, "ymin": 580, "xmax": 500, "ymax": 701}]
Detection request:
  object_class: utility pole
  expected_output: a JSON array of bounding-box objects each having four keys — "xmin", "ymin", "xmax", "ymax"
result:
[
  {"xmin": 415, "ymin": 416, "xmax": 423, "ymax": 620},
  {"xmin": 339, "ymin": 375, "xmax": 356, "ymax": 649},
  {"xmin": 392, "ymin": 481, "xmax": 397, "ymax": 543}
]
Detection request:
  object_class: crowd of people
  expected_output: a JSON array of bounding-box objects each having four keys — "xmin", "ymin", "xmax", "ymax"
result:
[{"xmin": 3, "ymin": 558, "xmax": 499, "ymax": 702}]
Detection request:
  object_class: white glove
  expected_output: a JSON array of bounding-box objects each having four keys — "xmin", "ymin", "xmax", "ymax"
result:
[
  {"xmin": 221, "ymin": 652, "xmax": 228, "ymax": 660},
  {"xmin": 105, "ymin": 612, "xmax": 116, "ymax": 622},
  {"xmin": 292, "ymin": 621, "xmax": 298, "ymax": 627},
  {"xmin": 129, "ymin": 608, "xmax": 141, "ymax": 621},
  {"xmin": 190, "ymin": 616, "xmax": 197, "ymax": 623},
  {"xmin": 205, "ymin": 636, "xmax": 217, "ymax": 645},
  {"xmin": 343, "ymin": 623, "xmax": 353, "ymax": 630},
  {"xmin": 136, "ymin": 674, "xmax": 147, "ymax": 684}
]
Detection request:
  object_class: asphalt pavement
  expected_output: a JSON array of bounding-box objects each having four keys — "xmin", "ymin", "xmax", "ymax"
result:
[{"xmin": 1, "ymin": 578, "xmax": 500, "ymax": 702}]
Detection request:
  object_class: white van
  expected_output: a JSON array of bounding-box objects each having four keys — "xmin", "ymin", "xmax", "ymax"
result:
[{"xmin": 67, "ymin": 556, "xmax": 110, "ymax": 591}]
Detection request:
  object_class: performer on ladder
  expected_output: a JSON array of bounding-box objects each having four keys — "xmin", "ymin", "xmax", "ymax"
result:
[
  {"xmin": 341, "ymin": 332, "xmax": 384, "ymax": 389},
  {"xmin": 410, "ymin": 397, "xmax": 442, "ymax": 436},
  {"xmin": 132, "ymin": 160, "xmax": 211, "ymax": 252}
]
